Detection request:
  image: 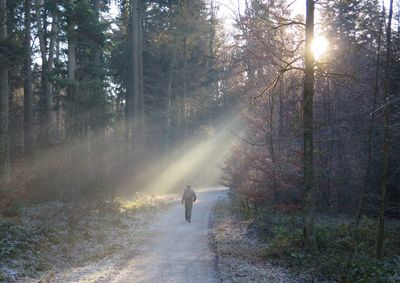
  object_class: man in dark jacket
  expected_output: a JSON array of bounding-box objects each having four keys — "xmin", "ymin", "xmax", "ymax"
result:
[{"xmin": 181, "ymin": 185, "xmax": 196, "ymax": 223}]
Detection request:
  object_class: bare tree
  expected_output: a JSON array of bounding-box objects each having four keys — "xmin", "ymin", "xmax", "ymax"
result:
[
  {"xmin": 303, "ymin": 0, "xmax": 316, "ymax": 250},
  {"xmin": 376, "ymin": 0, "xmax": 394, "ymax": 259}
]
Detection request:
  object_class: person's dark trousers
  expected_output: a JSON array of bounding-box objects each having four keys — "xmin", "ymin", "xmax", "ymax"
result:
[{"xmin": 185, "ymin": 202, "xmax": 193, "ymax": 222}]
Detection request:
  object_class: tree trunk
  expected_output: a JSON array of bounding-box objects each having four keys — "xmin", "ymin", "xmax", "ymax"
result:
[
  {"xmin": 209, "ymin": 0, "xmax": 216, "ymax": 72},
  {"xmin": 182, "ymin": 36, "xmax": 187, "ymax": 159},
  {"xmin": 376, "ymin": 0, "xmax": 393, "ymax": 259},
  {"xmin": 23, "ymin": 0, "xmax": 33, "ymax": 154},
  {"xmin": 303, "ymin": 0, "xmax": 316, "ymax": 250},
  {"xmin": 125, "ymin": 2, "xmax": 133, "ymax": 145},
  {"xmin": 126, "ymin": 0, "xmax": 140, "ymax": 155},
  {"xmin": 35, "ymin": 0, "xmax": 48, "ymax": 145},
  {"xmin": 138, "ymin": 11, "xmax": 145, "ymax": 148},
  {"xmin": 131, "ymin": 0, "xmax": 140, "ymax": 154},
  {"xmin": 0, "ymin": 0, "xmax": 9, "ymax": 189},
  {"xmin": 67, "ymin": 0, "xmax": 77, "ymax": 136},
  {"xmin": 268, "ymin": 85, "xmax": 278, "ymax": 194},
  {"xmin": 45, "ymin": 10, "xmax": 58, "ymax": 141},
  {"xmin": 63, "ymin": 0, "xmax": 77, "ymax": 199},
  {"xmin": 164, "ymin": 51, "xmax": 176, "ymax": 169},
  {"xmin": 355, "ymin": 7, "xmax": 384, "ymax": 230},
  {"xmin": 35, "ymin": 0, "xmax": 57, "ymax": 146}
]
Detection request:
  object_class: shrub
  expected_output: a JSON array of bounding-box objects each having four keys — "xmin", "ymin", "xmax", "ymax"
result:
[{"xmin": 261, "ymin": 213, "xmax": 400, "ymax": 281}]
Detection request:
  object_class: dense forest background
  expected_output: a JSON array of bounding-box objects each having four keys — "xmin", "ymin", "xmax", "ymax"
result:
[
  {"xmin": 0, "ymin": 0, "xmax": 237, "ymax": 205},
  {"xmin": 1, "ymin": 0, "xmax": 400, "ymax": 281},
  {"xmin": 221, "ymin": 0, "xmax": 400, "ymax": 280},
  {"xmin": 224, "ymin": 0, "xmax": 400, "ymax": 225}
]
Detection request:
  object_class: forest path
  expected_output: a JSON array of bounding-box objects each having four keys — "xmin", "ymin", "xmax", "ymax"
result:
[{"xmin": 108, "ymin": 187, "xmax": 227, "ymax": 283}]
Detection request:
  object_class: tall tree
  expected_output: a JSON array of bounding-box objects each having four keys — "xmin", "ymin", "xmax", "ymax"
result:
[
  {"xmin": 352, "ymin": 5, "xmax": 384, "ymax": 254},
  {"xmin": 138, "ymin": 7, "xmax": 145, "ymax": 148},
  {"xmin": 67, "ymin": 0, "xmax": 77, "ymax": 135},
  {"xmin": 376, "ymin": 0, "xmax": 394, "ymax": 259},
  {"xmin": 35, "ymin": 0, "xmax": 58, "ymax": 145},
  {"xmin": 23, "ymin": 0, "xmax": 33, "ymax": 154},
  {"xmin": 303, "ymin": 0, "xmax": 316, "ymax": 250},
  {"xmin": 127, "ymin": 0, "xmax": 140, "ymax": 152},
  {"xmin": 355, "ymin": 4, "xmax": 384, "ymax": 228},
  {"xmin": 0, "ymin": 0, "xmax": 9, "ymax": 189}
]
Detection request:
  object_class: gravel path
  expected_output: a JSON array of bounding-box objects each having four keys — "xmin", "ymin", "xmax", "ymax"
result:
[{"xmin": 110, "ymin": 187, "xmax": 227, "ymax": 283}]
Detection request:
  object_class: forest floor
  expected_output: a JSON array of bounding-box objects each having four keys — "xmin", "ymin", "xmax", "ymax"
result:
[
  {"xmin": 1, "ymin": 187, "xmax": 233, "ymax": 282},
  {"xmin": 2, "ymin": 190, "xmax": 399, "ymax": 283},
  {"xmin": 210, "ymin": 194, "xmax": 400, "ymax": 282},
  {"xmin": 0, "ymin": 193, "xmax": 178, "ymax": 282},
  {"xmin": 209, "ymin": 195, "xmax": 301, "ymax": 283}
]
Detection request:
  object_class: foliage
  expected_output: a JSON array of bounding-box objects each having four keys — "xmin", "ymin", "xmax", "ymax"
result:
[
  {"xmin": 0, "ymin": 38, "xmax": 24, "ymax": 66},
  {"xmin": 0, "ymin": 219, "xmax": 36, "ymax": 259},
  {"xmin": 0, "ymin": 217, "xmax": 46, "ymax": 281},
  {"xmin": 0, "ymin": 0, "xmax": 232, "ymax": 203},
  {"xmin": 225, "ymin": 0, "xmax": 400, "ymax": 279},
  {"xmin": 257, "ymin": 213, "xmax": 400, "ymax": 282},
  {"xmin": 0, "ymin": 0, "xmax": 231, "ymax": 207},
  {"xmin": 223, "ymin": 142, "xmax": 302, "ymax": 216}
]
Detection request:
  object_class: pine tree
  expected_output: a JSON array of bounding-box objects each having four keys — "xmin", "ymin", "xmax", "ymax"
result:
[{"xmin": 0, "ymin": 0, "xmax": 9, "ymax": 191}]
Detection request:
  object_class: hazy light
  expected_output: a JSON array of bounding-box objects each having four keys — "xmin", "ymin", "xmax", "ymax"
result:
[
  {"xmin": 312, "ymin": 36, "xmax": 329, "ymax": 59},
  {"xmin": 138, "ymin": 114, "xmax": 242, "ymax": 195}
]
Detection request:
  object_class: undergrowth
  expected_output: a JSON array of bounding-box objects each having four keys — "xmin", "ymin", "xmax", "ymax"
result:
[
  {"xmin": 252, "ymin": 211, "xmax": 400, "ymax": 282},
  {"xmin": 0, "ymin": 196, "xmax": 162, "ymax": 281}
]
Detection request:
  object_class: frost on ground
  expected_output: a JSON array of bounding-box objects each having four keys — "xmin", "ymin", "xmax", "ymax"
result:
[
  {"xmin": 0, "ymin": 194, "xmax": 178, "ymax": 282},
  {"xmin": 209, "ymin": 195, "xmax": 299, "ymax": 283}
]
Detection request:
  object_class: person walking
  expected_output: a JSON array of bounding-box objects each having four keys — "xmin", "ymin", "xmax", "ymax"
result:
[{"xmin": 181, "ymin": 185, "xmax": 196, "ymax": 223}]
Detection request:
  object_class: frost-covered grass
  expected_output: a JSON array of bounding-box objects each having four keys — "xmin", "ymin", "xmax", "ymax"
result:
[
  {"xmin": 0, "ymin": 194, "xmax": 176, "ymax": 282},
  {"xmin": 210, "ymin": 197, "xmax": 298, "ymax": 282},
  {"xmin": 211, "ymin": 194, "xmax": 400, "ymax": 282}
]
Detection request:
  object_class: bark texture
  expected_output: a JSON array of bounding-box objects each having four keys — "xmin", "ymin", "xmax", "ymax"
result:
[
  {"xmin": 23, "ymin": 0, "xmax": 33, "ymax": 153},
  {"xmin": 0, "ymin": 0, "xmax": 10, "ymax": 187},
  {"xmin": 303, "ymin": 0, "xmax": 316, "ymax": 250},
  {"xmin": 376, "ymin": 0, "xmax": 393, "ymax": 259}
]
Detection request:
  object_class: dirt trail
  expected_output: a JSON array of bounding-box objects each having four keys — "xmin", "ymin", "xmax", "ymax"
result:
[{"xmin": 107, "ymin": 187, "xmax": 227, "ymax": 283}]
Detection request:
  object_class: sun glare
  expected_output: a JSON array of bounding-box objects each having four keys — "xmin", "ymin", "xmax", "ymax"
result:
[{"xmin": 312, "ymin": 36, "xmax": 329, "ymax": 59}]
